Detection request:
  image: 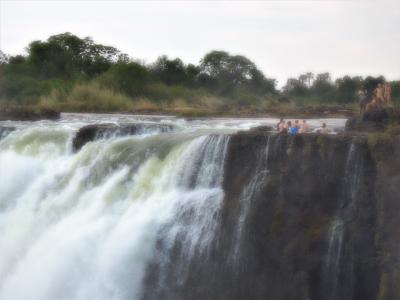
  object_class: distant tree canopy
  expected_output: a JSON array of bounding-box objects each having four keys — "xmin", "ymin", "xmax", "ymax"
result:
[
  {"xmin": 0, "ymin": 50, "xmax": 8, "ymax": 65},
  {"xmin": 335, "ymin": 76, "xmax": 362, "ymax": 104},
  {"xmin": 99, "ymin": 62, "xmax": 149, "ymax": 97},
  {"xmin": 283, "ymin": 78, "xmax": 308, "ymax": 96},
  {"xmin": 199, "ymin": 51, "xmax": 276, "ymax": 95},
  {"xmin": 282, "ymin": 72, "xmax": 394, "ymax": 105},
  {"xmin": 0, "ymin": 32, "xmax": 399, "ymax": 107},
  {"xmin": 362, "ymin": 76, "xmax": 386, "ymax": 96},
  {"xmin": 26, "ymin": 32, "xmax": 123, "ymax": 79},
  {"xmin": 151, "ymin": 56, "xmax": 190, "ymax": 86}
]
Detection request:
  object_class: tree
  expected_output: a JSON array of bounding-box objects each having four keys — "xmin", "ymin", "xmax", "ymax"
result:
[
  {"xmin": 151, "ymin": 56, "xmax": 188, "ymax": 86},
  {"xmin": 362, "ymin": 76, "xmax": 386, "ymax": 96},
  {"xmin": 390, "ymin": 81, "xmax": 400, "ymax": 103},
  {"xmin": 311, "ymin": 73, "xmax": 336, "ymax": 101},
  {"xmin": 185, "ymin": 63, "xmax": 200, "ymax": 87},
  {"xmin": 335, "ymin": 76, "xmax": 362, "ymax": 105},
  {"xmin": 283, "ymin": 78, "xmax": 308, "ymax": 96},
  {"xmin": 26, "ymin": 32, "xmax": 122, "ymax": 79},
  {"xmin": 305, "ymin": 72, "xmax": 314, "ymax": 88},
  {"xmin": 199, "ymin": 50, "xmax": 275, "ymax": 95},
  {"xmin": 99, "ymin": 62, "xmax": 149, "ymax": 97},
  {"xmin": 0, "ymin": 50, "xmax": 8, "ymax": 65}
]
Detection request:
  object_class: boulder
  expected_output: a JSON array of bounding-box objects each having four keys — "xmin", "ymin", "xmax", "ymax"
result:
[{"xmin": 72, "ymin": 123, "xmax": 174, "ymax": 151}]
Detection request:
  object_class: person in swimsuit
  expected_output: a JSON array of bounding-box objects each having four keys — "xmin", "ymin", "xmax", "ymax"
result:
[
  {"xmin": 374, "ymin": 83, "xmax": 385, "ymax": 106},
  {"xmin": 276, "ymin": 118, "xmax": 285, "ymax": 132},
  {"xmin": 290, "ymin": 121, "xmax": 298, "ymax": 134},
  {"xmin": 384, "ymin": 83, "xmax": 392, "ymax": 106},
  {"xmin": 299, "ymin": 120, "xmax": 309, "ymax": 133},
  {"xmin": 316, "ymin": 123, "xmax": 329, "ymax": 134}
]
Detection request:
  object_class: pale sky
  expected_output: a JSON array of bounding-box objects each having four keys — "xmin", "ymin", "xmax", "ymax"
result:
[{"xmin": 1, "ymin": 0, "xmax": 399, "ymax": 87}]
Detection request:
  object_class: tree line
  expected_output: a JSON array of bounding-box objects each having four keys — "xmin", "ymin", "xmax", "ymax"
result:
[{"xmin": 0, "ymin": 32, "xmax": 399, "ymax": 109}]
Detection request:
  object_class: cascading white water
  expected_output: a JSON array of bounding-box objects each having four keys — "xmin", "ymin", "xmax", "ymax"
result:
[{"xmin": 0, "ymin": 124, "xmax": 230, "ymax": 300}]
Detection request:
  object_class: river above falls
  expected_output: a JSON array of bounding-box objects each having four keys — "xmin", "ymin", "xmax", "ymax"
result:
[{"xmin": 0, "ymin": 112, "xmax": 348, "ymax": 134}]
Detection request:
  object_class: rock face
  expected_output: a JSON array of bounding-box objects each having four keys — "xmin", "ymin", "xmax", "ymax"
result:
[
  {"xmin": 345, "ymin": 108, "xmax": 393, "ymax": 132},
  {"xmin": 0, "ymin": 126, "xmax": 16, "ymax": 140},
  {"xmin": 371, "ymin": 136, "xmax": 400, "ymax": 300},
  {"xmin": 142, "ymin": 131, "xmax": 400, "ymax": 300},
  {"xmin": 72, "ymin": 123, "xmax": 174, "ymax": 151}
]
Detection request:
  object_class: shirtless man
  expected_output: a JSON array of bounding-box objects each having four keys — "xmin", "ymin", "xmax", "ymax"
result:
[
  {"xmin": 316, "ymin": 123, "xmax": 329, "ymax": 134},
  {"xmin": 384, "ymin": 83, "xmax": 392, "ymax": 106},
  {"xmin": 299, "ymin": 120, "xmax": 309, "ymax": 133},
  {"xmin": 374, "ymin": 83, "xmax": 385, "ymax": 106},
  {"xmin": 277, "ymin": 118, "xmax": 285, "ymax": 132}
]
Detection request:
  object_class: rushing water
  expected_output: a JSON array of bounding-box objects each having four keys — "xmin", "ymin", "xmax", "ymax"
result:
[{"xmin": 0, "ymin": 114, "xmax": 347, "ymax": 300}]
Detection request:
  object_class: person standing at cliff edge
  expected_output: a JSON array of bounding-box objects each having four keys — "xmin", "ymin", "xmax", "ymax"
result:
[
  {"xmin": 384, "ymin": 83, "xmax": 392, "ymax": 106},
  {"xmin": 374, "ymin": 83, "xmax": 385, "ymax": 106}
]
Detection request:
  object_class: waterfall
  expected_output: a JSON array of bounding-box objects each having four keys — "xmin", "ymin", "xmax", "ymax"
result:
[
  {"xmin": 0, "ymin": 127, "xmax": 230, "ymax": 300},
  {"xmin": 0, "ymin": 117, "xmax": 380, "ymax": 300},
  {"xmin": 322, "ymin": 141, "xmax": 366, "ymax": 300},
  {"xmin": 232, "ymin": 135, "xmax": 271, "ymax": 260},
  {"xmin": 323, "ymin": 218, "xmax": 345, "ymax": 300},
  {"xmin": 141, "ymin": 135, "xmax": 230, "ymax": 300}
]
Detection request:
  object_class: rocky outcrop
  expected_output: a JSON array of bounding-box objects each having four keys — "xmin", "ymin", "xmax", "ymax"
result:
[
  {"xmin": 142, "ymin": 130, "xmax": 400, "ymax": 300},
  {"xmin": 72, "ymin": 123, "xmax": 174, "ymax": 151},
  {"xmin": 0, "ymin": 126, "xmax": 16, "ymax": 140},
  {"xmin": 345, "ymin": 108, "xmax": 394, "ymax": 132}
]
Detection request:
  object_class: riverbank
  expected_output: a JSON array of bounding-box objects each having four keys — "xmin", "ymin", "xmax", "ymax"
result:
[
  {"xmin": 0, "ymin": 104, "xmax": 357, "ymax": 121},
  {"xmin": 128, "ymin": 104, "xmax": 356, "ymax": 118},
  {"xmin": 0, "ymin": 106, "xmax": 60, "ymax": 121}
]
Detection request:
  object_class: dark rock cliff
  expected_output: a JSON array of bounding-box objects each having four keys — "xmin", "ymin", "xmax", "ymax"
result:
[
  {"xmin": 142, "ymin": 131, "xmax": 399, "ymax": 300},
  {"xmin": 372, "ymin": 136, "xmax": 400, "ymax": 300}
]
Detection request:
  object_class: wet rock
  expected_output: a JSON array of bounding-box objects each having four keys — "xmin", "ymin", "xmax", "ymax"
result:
[
  {"xmin": 0, "ymin": 126, "xmax": 16, "ymax": 140},
  {"xmin": 72, "ymin": 123, "xmax": 174, "ymax": 151},
  {"xmin": 370, "ymin": 135, "xmax": 400, "ymax": 300},
  {"xmin": 248, "ymin": 125, "xmax": 274, "ymax": 133},
  {"xmin": 345, "ymin": 108, "xmax": 393, "ymax": 132},
  {"xmin": 143, "ymin": 132, "xmax": 381, "ymax": 300}
]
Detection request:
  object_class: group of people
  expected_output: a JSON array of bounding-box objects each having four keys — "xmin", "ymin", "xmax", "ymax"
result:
[
  {"xmin": 359, "ymin": 83, "xmax": 392, "ymax": 114},
  {"xmin": 276, "ymin": 119, "xmax": 330, "ymax": 134}
]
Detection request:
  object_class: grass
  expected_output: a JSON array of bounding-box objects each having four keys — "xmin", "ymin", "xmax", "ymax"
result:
[
  {"xmin": 38, "ymin": 82, "xmax": 134, "ymax": 112},
  {"xmin": 1, "ymin": 81, "xmax": 365, "ymax": 118}
]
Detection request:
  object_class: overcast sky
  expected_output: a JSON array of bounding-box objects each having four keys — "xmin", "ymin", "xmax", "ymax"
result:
[{"xmin": 1, "ymin": 0, "xmax": 399, "ymax": 87}]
